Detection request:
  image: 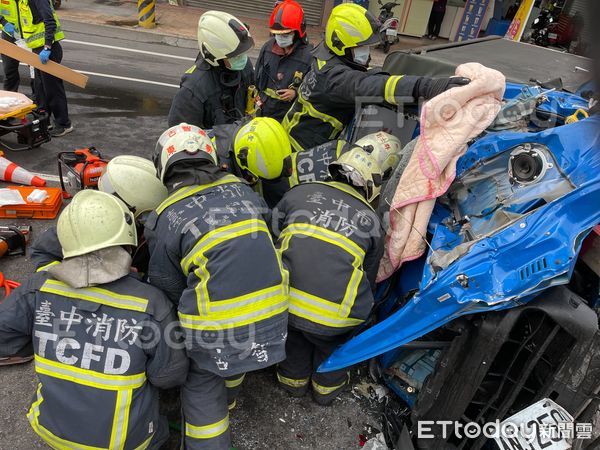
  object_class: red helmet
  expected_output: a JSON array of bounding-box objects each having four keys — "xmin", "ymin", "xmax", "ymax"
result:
[{"xmin": 270, "ymin": 0, "xmax": 306, "ymax": 38}]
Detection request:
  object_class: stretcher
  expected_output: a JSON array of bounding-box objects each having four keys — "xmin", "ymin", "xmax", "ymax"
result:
[{"xmin": 0, "ymin": 101, "xmax": 50, "ymax": 151}]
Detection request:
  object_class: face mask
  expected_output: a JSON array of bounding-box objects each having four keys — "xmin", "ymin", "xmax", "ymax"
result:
[
  {"xmin": 275, "ymin": 33, "xmax": 294, "ymax": 48},
  {"xmin": 227, "ymin": 53, "xmax": 248, "ymax": 71},
  {"xmin": 353, "ymin": 46, "xmax": 371, "ymax": 66}
]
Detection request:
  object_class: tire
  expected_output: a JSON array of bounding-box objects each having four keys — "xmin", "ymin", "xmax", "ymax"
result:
[{"xmin": 383, "ymin": 41, "xmax": 391, "ymax": 53}]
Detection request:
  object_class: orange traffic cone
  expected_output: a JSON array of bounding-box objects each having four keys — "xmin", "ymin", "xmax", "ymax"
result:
[{"xmin": 0, "ymin": 155, "xmax": 45, "ymax": 187}]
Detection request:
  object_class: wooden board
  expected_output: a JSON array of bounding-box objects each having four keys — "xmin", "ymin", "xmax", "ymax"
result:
[{"xmin": 0, "ymin": 39, "xmax": 88, "ymax": 88}]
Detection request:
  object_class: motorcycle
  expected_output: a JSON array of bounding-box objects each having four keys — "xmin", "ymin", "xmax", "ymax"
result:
[
  {"xmin": 327, "ymin": 82, "xmax": 600, "ymax": 448},
  {"xmin": 377, "ymin": 0, "xmax": 401, "ymax": 54},
  {"xmin": 530, "ymin": 8, "xmax": 555, "ymax": 47}
]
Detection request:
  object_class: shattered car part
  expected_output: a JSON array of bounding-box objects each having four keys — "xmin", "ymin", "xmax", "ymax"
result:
[
  {"xmin": 387, "ymin": 287, "xmax": 599, "ymax": 450},
  {"xmin": 322, "ymin": 115, "xmax": 600, "ymax": 372}
]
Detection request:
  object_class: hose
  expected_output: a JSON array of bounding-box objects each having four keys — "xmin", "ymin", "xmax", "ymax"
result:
[{"xmin": 0, "ymin": 272, "xmax": 20, "ymax": 299}]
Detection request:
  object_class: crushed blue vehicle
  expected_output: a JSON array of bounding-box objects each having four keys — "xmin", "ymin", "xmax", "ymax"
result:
[
  {"xmin": 330, "ymin": 38, "xmax": 600, "ymax": 450},
  {"xmin": 493, "ymin": 81, "xmax": 590, "ymax": 130}
]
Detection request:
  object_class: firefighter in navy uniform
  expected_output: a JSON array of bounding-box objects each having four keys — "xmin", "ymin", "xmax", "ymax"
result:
[
  {"xmin": 0, "ymin": 0, "xmax": 22, "ymax": 92},
  {"xmin": 30, "ymin": 155, "xmax": 168, "ymax": 275},
  {"xmin": 168, "ymin": 11, "xmax": 254, "ymax": 129},
  {"xmin": 255, "ymin": 0, "xmax": 313, "ymax": 121},
  {"xmin": 271, "ymin": 146, "xmax": 385, "ymax": 405},
  {"xmin": 145, "ymin": 123, "xmax": 288, "ymax": 450},
  {"xmin": 282, "ymin": 3, "xmax": 470, "ymax": 151},
  {"xmin": 234, "ymin": 117, "xmax": 403, "ymax": 207},
  {"xmin": 0, "ymin": 190, "xmax": 188, "ymax": 449}
]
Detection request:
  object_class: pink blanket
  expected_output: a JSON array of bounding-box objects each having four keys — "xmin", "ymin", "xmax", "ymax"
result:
[{"xmin": 377, "ymin": 63, "xmax": 505, "ymax": 282}]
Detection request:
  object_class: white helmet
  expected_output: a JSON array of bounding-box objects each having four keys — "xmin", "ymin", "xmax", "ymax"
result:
[
  {"xmin": 98, "ymin": 155, "xmax": 168, "ymax": 218},
  {"xmin": 154, "ymin": 123, "xmax": 218, "ymax": 181},
  {"xmin": 57, "ymin": 190, "xmax": 137, "ymax": 259},
  {"xmin": 328, "ymin": 147, "xmax": 383, "ymax": 203},
  {"xmin": 355, "ymin": 132, "xmax": 402, "ymax": 175},
  {"xmin": 198, "ymin": 11, "xmax": 254, "ymax": 67}
]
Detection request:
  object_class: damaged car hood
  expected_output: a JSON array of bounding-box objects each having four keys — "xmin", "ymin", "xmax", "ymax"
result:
[{"xmin": 321, "ymin": 114, "xmax": 600, "ymax": 372}]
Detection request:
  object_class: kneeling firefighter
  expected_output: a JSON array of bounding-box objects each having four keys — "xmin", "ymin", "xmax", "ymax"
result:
[
  {"xmin": 271, "ymin": 146, "xmax": 385, "ymax": 405},
  {"xmin": 234, "ymin": 117, "xmax": 402, "ymax": 207},
  {"xmin": 30, "ymin": 155, "xmax": 168, "ymax": 275},
  {"xmin": 282, "ymin": 3, "xmax": 470, "ymax": 151},
  {"xmin": 146, "ymin": 123, "xmax": 289, "ymax": 450},
  {"xmin": 168, "ymin": 11, "xmax": 255, "ymax": 129},
  {"xmin": 0, "ymin": 190, "xmax": 188, "ymax": 449}
]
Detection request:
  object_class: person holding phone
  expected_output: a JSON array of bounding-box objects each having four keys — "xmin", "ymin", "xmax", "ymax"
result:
[{"xmin": 255, "ymin": 0, "xmax": 313, "ymax": 121}]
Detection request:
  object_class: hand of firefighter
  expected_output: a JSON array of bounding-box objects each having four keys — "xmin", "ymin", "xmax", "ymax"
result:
[
  {"xmin": 39, "ymin": 48, "xmax": 51, "ymax": 64},
  {"xmin": 277, "ymin": 89, "xmax": 297, "ymax": 102},
  {"xmin": 413, "ymin": 76, "xmax": 471, "ymax": 100},
  {"xmin": 3, "ymin": 23, "xmax": 15, "ymax": 37}
]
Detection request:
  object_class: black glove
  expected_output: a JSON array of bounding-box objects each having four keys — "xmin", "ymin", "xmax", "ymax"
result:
[{"xmin": 413, "ymin": 76, "xmax": 471, "ymax": 100}]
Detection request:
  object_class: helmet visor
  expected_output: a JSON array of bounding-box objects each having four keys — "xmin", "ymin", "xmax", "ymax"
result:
[
  {"xmin": 270, "ymin": 28, "xmax": 294, "ymax": 34},
  {"xmin": 226, "ymin": 19, "xmax": 255, "ymax": 58},
  {"xmin": 357, "ymin": 11, "xmax": 382, "ymax": 47}
]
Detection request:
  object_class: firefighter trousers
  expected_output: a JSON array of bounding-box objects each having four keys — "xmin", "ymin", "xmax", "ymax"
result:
[
  {"xmin": 277, "ymin": 327, "xmax": 351, "ymax": 405},
  {"xmin": 181, "ymin": 358, "xmax": 245, "ymax": 450}
]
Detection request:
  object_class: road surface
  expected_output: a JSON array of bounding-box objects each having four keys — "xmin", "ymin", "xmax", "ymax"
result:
[{"xmin": 0, "ymin": 21, "xmax": 380, "ymax": 450}]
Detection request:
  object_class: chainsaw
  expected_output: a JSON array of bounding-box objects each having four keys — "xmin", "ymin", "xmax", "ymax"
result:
[
  {"xmin": 0, "ymin": 225, "xmax": 31, "ymax": 258},
  {"xmin": 58, "ymin": 148, "xmax": 109, "ymax": 199}
]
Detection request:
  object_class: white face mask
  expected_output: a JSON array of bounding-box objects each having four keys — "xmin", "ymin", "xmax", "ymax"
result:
[
  {"xmin": 275, "ymin": 33, "xmax": 294, "ymax": 48},
  {"xmin": 353, "ymin": 46, "xmax": 371, "ymax": 66}
]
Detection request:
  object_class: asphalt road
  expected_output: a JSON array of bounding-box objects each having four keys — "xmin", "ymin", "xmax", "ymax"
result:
[{"xmin": 0, "ymin": 21, "xmax": 382, "ymax": 450}]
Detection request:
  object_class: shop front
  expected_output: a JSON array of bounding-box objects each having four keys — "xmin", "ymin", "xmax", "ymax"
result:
[{"xmin": 182, "ymin": 0, "xmax": 328, "ymax": 25}]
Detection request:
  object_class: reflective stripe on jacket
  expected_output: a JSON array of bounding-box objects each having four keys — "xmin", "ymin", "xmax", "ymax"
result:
[
  {"xmin": 0, "ymin": 272, "xmax": 188, "ymax": 450},
  {"xmin": 17, "ymin": 0, "xmax": 63, "ymax": 49},
  {"xmin": 282, "ymin": 43, "xmax": 420, "ymax": 151},
  {"xmin": 272, "ymin": 181, "xmax": 385, "ymax": 335},
  {"xmin": 145, "ymin": 174, "xmax": 288, "ymax": 376}
]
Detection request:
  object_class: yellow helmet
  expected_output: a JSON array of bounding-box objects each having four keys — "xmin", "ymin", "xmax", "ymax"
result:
[
  {"xmin": 234, "ymin": 117, "xmax": 292, "ymax": 180},
  {"xmin": 328, "ymin": 146, "xmax": 383, "ymax": 203},
  {"xmin": 355, "ymin": 132, "xmax": 402, "ymax": 175},
  {"xmin": 57, "ymin": 190, "xmax": 137, "ymax": 259},
  {"xmin": 325, "ymin": 3, "xmax": 380, "ymax": 57}
]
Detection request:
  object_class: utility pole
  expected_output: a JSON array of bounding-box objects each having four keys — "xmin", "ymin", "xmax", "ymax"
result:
[{"xmin": 137, "ymin": 0, "xmax": 156, "ymax": 29}]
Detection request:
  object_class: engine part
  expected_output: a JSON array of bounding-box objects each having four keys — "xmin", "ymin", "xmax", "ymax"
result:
[
  {"xmin": 58, "ymin": 147, "xmax": 109, "ymax": 199},
  {"xmin": 509, "ymin": 144, "xmax": 552, "ymax": 185},
  {"xmin": 0, "ymin": 225, "xmax": 31, "ymax": 258}
]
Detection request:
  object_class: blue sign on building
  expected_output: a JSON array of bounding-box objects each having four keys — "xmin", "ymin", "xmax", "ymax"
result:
[{"xmin": 453, "ymin": 0, "xmax": 490, "ymax": 42}]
